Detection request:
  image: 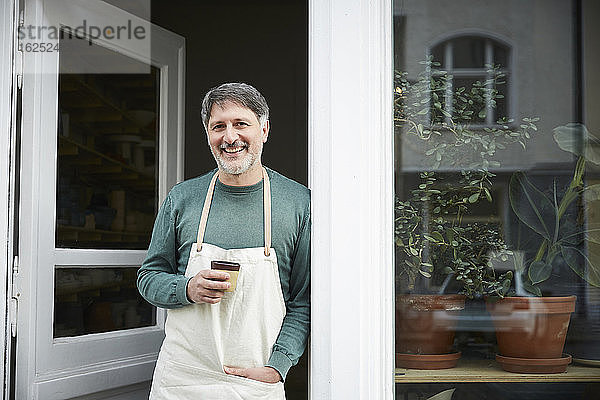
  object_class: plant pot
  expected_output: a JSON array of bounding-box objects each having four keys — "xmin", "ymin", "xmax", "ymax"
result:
[
  {"xmin": 495, "ymin": 354, "xmax": 572, "ymax": 374},
  {"xmin": 396, "ymin": 294, "xmax": 465, "ymax": 369},
  {"xmin": 396, "ymin": 352, "xmax": 462, "ymax": 370},
  {"xmin": 565, "ymin": 311, "xmax": 600, "ymax": 366},
  {"xmin": 486, "ymin": 296, "xmax": 576, "ymax": 373}
]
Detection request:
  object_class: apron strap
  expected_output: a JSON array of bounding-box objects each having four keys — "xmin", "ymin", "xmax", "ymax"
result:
[
  {"xmin": 196, "ymin": 167, "xmax": 272, "ymax": 256},
  {"xmin": 263, "ymin": 168, "xmax": 272, "ymax": 256},
  {"xmin": 196, "ymin": 172, "xmax": 219, "ymax": 252}
]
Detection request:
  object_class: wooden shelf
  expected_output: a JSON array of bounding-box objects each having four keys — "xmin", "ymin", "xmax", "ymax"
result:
[
  {"xmin": 59, "ymin": 136, "xmax": 154, "ymax": 180},
  {"xmin": 61, "ymin": 74, "xmax": 156, "ymax": 139},
  {"xmin": 55, "ymin": 280, "xmax": 135, "ymax": 297},
  {"xmin": 57, "ymin": 225, "xmax": 149, "ymax": 237},
  {"xmin": 395, "ymin": 359, "xmax": 600, "ymax": 383},
  {"xmin": 57, "ymin": 225, "xmax": 150, "ymax": 247}
]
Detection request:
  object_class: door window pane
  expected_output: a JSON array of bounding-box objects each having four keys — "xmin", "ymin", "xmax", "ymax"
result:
[
  {"xmin": 56, "ymin": 35, "xmax": 159, "ymax": 250},
  {"xmin": 54, "ymin": 267, "xmax": 155, "ymax": 338}
]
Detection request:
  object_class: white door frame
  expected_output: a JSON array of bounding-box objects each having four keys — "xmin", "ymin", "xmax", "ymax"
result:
[
  {"xmin": 309, "ymin": 0, "xmax": 394, "ymax": 399},
  {"xmin": 0, "ymin": 0, "xmax": 18, "ymax": 398}
]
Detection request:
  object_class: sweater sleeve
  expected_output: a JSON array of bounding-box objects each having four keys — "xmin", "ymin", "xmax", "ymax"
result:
[
  {"xmin": 137, "ymin": 194, "xmax": 193, "ymax": 309},
  {"xmin": 266, "ymin": 204, "xmax": 311, "ymax": 381}
]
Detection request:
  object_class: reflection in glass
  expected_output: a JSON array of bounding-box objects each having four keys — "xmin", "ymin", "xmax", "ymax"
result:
[
  {"xmin": 56, "ymin": 33, "xmax": 160, "ymax": 249},
  {"xmin": 394, "ymin": 0, "xmax": 599, "ymax": 395},
  {"xmin": 493, "ymin": 43, "xmax": 508, "ymax": 67},
  {"xmin": 54, "ymin": 267, "xmax": 155, "ymax": 338},
  {"xmin": 428, "ymin": 36, "xmax": 510, "ymax": 126},
  {"xmin": 452, "ymin": 36, "xmax": 485, "ymax": 69}
]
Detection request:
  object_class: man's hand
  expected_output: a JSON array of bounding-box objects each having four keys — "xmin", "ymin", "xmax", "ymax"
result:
[
  {"xmin": 223, "ymin": 366, "xmax": 281, "ymax": 384},
  {"xmin": 186, "ymin": 269, "xmax": 230, "ymax": 304}
]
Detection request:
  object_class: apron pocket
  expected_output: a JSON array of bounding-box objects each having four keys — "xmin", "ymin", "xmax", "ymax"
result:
[
  {"xmin": 158, "ymin": 359, "xmax": 284, "ymax": 400},
  {"xmin": 226, "ymin": 371, "xmax": 285, "ymax": 392}
]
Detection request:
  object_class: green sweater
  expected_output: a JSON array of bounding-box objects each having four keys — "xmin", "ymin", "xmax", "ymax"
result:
[{"xmin": 137, "ymin": 167, "xmax": 310, "ymax": 380}]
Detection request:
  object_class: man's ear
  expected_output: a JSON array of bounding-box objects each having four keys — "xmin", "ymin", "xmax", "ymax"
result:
[{"xmin": 262, "ymin": 120, "xmax": 270, "ymax": 143}]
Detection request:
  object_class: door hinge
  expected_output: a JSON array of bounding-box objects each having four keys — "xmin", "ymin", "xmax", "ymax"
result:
[
  {"xmin": 15, "ymin": 50, "xmax": 22, "ymax": 89},
  {"xmin": 10, "ymin": 255, "xmax": 20, "ymax": 337},
  {"xmin": 15, "ymin": 10, "xmax": 24, "ymax": 89}
]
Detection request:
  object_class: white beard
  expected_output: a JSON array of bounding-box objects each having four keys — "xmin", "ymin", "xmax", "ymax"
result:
[{"xmin": 210, "ymin": 142, "xmax": 263, "ymax": 176}]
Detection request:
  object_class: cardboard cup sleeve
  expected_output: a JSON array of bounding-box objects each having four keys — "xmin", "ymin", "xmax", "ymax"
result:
[{"xmin": 210, "ymin": 261, "xmax": 240, "ymax": 292}]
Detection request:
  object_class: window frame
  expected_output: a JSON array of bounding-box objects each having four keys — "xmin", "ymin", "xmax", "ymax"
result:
[
  {"xmin": 309, "ymin": 0, "xmax": 395, "ymax": 398},
  {"xmin": 0, "ymin": 0, "xmax": 17, "ymax": 397}
]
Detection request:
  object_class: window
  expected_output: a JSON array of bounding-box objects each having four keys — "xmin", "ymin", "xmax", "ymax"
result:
[
  {"xmin": 429, "ymin": 35, "xmax": 511, "ymax": 126},
  {"xmin": 394, "ymin": 2, "xmax": 600, "ymax": 399}
]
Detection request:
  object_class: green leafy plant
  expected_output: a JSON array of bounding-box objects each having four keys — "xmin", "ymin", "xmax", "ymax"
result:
[
  {"xmin": 509, "ymin": 123, "xmax": 600, "ymax": 296},
  {"xmin": 395, "ymin": 171, "xmax": 514, "ymax": 298},
  {"xmin": 394, "ymin": 58, "xmax": 536, "ymax": 298}
]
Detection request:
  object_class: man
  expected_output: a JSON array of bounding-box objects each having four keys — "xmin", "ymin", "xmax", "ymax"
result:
[{"xmin": 137, "ymin": 82, "xmax": 310, "ymax": 400}]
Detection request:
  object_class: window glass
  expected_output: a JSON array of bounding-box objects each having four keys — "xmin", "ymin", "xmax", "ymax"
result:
[
  {"xmin": 394, "ymin": 1, "xmax": 600, "ymax": 397},
  {"xmin": 427, "ymin": 37, "xmax": 510, "ymax": 126},
  {"xmin": 494, "ymin": 79, "xmax": 509, "ymax": 124},
  {"xmin": 452, "ymin": 36, "xmax": 485, "ymax": 68},
  {"xmin": 452, "ymin": 77, "xmax": 488, "ymax": 124},
  {"xmin": 431, "ymin": 44, "xmax": 445, "ymax": 66},
  {"xmin": 56, "ymin": 43, "xmax": 159, "ymax": 250},
  {"xmin": 493, "ymin": 42, "xmax": 509, "ymax": 67},
  {"xmin": 54, "ymin": 267, "xmax": 155, "ymax": 338}
]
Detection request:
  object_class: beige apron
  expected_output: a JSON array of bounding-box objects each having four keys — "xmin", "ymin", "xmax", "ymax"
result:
[{"xmin": 150, "ymin": 168, "xmax": 287, "ymax": 400}]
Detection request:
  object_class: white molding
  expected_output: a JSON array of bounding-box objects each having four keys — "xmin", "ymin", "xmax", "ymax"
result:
[
  {"xmin": 0, "ymin": 1, "xmax": 17, "ymax": 398},
  {"xmin": 177, "ymin": 44, "xmax": 186, "ymax": 183},
  {"xmin": 309, "ymin": 0, "xmax": 394, "ymax": 399},
  {"xmin": 34, "ymin": 354, "xmax": 156, "ymax": 400}
]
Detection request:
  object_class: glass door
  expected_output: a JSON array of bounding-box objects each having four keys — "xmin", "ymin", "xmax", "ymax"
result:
[{"xmin": 16, "ymin": 0, "xmax": 184, "ymax": 398}]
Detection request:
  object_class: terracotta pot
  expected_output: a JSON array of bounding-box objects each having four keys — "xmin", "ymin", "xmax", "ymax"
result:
[
  {"xmin": 486, "ymin": 296, "xmax": 576, "ymax": 359},
  {"xmin": 495, "ymin": 354, "xmax": 572, "ymax": 374},
  {"xmin": 396, "ymin": 352, "xmax": 462, "ymax": 370},
  {"xmin": 396, "ymin": 294, "xmax": 465, "ymax": 355}
]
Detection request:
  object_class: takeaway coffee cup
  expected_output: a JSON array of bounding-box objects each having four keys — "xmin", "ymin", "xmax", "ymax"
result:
[{"xmin": 210, "ymin": 261, "xmax": 240, "ymax": 292}]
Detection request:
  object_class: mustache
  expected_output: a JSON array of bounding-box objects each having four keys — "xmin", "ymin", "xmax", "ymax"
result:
[{"xmin": 219, "ymin": 141, "xmax": 248, "ymax": 150}]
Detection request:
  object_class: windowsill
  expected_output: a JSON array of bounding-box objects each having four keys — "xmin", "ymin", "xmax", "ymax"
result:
[{"xmin": 395, "ymin": 359, "xmax": 600, "ymax": 383}]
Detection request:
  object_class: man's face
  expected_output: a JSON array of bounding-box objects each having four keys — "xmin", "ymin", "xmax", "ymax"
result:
[{"xmin": 206, "ymin": 101, "xmax": 269, "ymax": 176}]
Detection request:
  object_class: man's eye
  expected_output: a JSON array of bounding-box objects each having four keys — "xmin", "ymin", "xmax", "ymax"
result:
[
  {"xmin": 236, "ymin": 121, "xmax": 249, "ymax": 127},
  {"xmin": 212, "ymin": 124, "xmax": 225, "ymax": 130}
]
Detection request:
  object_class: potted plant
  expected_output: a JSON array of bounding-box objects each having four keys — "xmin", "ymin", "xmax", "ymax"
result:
[
  {"xmin": 486, "ymin": 123, "xmax": 600, "ymax": 373},
  {"xmin": 394, "ymin": 58, "xmax": 531, "ymax": 369}
]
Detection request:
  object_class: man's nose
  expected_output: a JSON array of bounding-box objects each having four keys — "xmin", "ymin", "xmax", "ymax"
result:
[{"xmin": 223, "ymin": 124, "xmax": 239, "ymax": 143}]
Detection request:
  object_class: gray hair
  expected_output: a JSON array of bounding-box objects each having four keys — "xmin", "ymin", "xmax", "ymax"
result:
[{"xmin": 201, "ymin": 82, "xmax": 269, "ymax": 130}]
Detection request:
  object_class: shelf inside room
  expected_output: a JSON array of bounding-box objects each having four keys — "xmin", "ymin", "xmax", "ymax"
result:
[
  {"xmin": 56, "ymin": 71, "xmax": 159, "ymax": 249},
  {"xmin": 395, "ymin": 359, "xmax": 600, "ymax": 383}
]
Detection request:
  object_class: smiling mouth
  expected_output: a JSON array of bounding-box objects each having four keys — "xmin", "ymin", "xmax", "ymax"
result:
[
  {"xmin": 222, "ymin": 146, "xmax": 245, "ymax": 154},
  {"xmin": 221, "ymin": 144, "xmax": 247, "ymax": 154}
]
